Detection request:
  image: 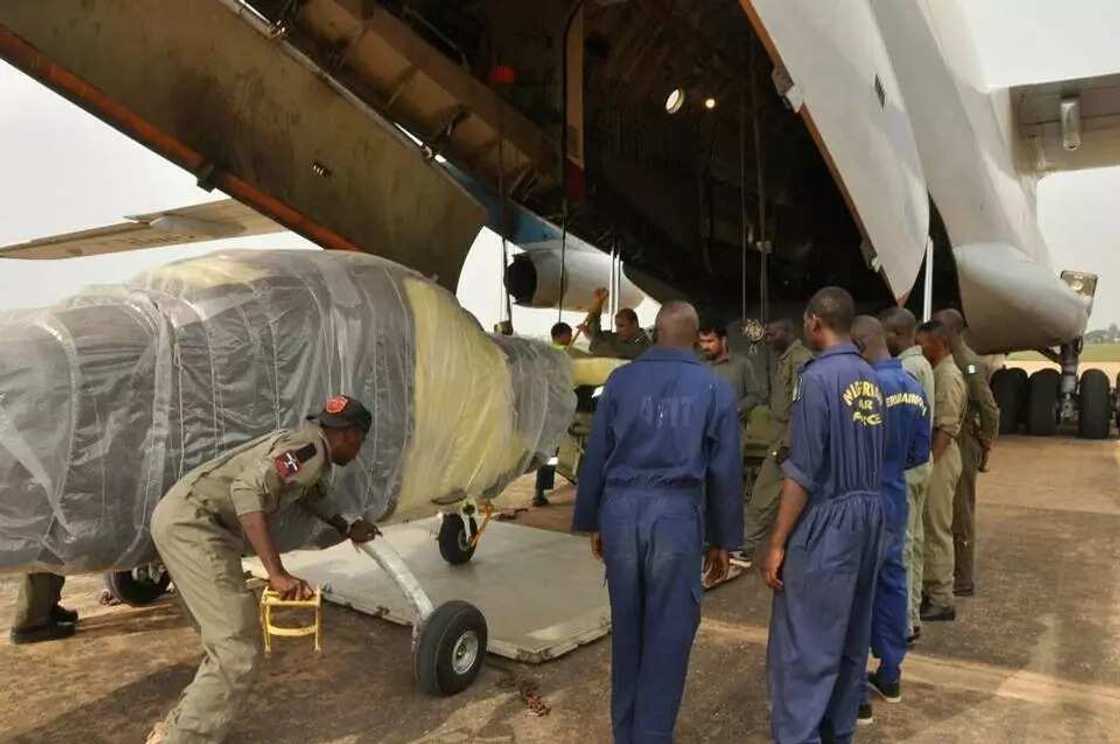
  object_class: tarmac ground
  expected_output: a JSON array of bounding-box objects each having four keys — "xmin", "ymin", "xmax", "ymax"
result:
[{"xmin": 2, "ymin": 431, "xmax": 1118, "ymax": 743}]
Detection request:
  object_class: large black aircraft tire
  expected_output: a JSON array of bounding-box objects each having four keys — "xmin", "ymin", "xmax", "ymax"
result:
[
  {"xmin": 1027, "ymin": 369, "xmax": 1060, "ymax": 437},
  {"xmin": 414, "ymin": 601, "xmax": 488, "ymax": 696},
  {"xmin": 991, "ymin": 368, "xmax": 1026, "ymax": 435},
  {"xmin": 1077, "ymin": 369, "xmax": 1112, "ymax": 440},
  {"xmin": 1008, "ymin": 368, "xmax": 1030, "ymax": 428}
]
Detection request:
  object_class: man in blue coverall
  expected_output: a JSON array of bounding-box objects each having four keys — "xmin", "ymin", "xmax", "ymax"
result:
[
  {"xmin": 572, "ymin": 301, "xmax": 743, "ymax": 744},
  {"xmin": 758, "ymin": 287, "xmax": 886, "ymax": 744},
  {"xmin": 851, "ymin": 316, "xmax": 931, "ymax": 724}
]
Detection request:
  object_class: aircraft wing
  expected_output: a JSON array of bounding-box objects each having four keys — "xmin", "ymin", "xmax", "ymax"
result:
[
  {"xmin": 0, "ymin": 198, "xmax": 283, "ymax": 260},
  {"xmin": 741, "ymin": 0, "xmax": 930, "ymax": 301},
  {"xmin": 1012, "ymin": 72, "xmax": 1120, "ymax": 174}
]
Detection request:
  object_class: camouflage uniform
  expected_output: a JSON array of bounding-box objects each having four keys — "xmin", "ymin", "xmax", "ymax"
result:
[
  {"xmin": 743, "ymin": 339, "xmax": 813, "ymax": 556},
  {"xmin": 951, "ymin": 341, "xmax": 999, "ymax": 594},
  {"xmin": 586, "ymin": 314, "xmax": 651, "ymax": 359}
]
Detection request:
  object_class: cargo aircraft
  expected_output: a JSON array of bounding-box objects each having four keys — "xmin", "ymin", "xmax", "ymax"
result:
[{"xmin": 2, "ymin": 0, "xmax": 1119, "ymax": 694}]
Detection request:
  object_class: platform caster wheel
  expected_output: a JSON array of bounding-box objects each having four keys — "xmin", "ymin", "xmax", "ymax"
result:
[
  {"xmin": 415, "ymin": 600, "xmax": 488, "ymax": 696},
  {"xmin": 1077, "ymin": 369, "xmax": 1111, "ymax": 440},
  {"xmin": 438, "ymin": 514, "xmax": 478, "ymax": 565},
  {"xmin": 1027, "ymin": 368, "xmax": 1060, "ymax": 436},
  {"xmin": 104, "ymin": 564, "xmax": 171, "ymax": 607},
  {"xmin": 991, "ymin": 368, "xmax": 1027, "ymax": 435}
]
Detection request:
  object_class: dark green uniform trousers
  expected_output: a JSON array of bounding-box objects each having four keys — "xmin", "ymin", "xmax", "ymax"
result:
[
  {"xmin": 953, "ymin": 429, "xmax": 982, "ymax": 592},
  {"xmin": 12, "ymin": 573, "xmax": 65, "ymax": 630}
]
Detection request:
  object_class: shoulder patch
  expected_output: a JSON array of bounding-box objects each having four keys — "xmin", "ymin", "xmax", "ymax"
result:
[{"xmin": 274, "ymin": 443, "xmax": 318, "ymax": 483}]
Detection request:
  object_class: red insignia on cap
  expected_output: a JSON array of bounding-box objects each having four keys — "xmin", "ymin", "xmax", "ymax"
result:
[{"xmin": 325, "ymin": 395, "xmax": 348, "ymax": 414}]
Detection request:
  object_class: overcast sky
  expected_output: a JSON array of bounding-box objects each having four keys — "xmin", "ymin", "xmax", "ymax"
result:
[{"xmin": 1, "ymin": 1, "xmax": 1119, "ymax": 331}]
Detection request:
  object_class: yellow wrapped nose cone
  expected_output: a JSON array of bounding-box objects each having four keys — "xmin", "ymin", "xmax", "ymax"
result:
[{"xmin": 570, "ymin": 357, "xmax": 629, "ymax": 388}]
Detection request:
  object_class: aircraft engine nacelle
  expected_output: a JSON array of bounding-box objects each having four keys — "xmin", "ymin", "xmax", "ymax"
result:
[{"xmin": 504, "ymin": 247, "xmax": 644, "ymax": 312}]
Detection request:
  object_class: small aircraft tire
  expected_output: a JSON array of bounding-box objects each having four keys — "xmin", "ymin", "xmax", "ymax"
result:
[
  {"xmin": 1077, "ymin": 369, "xmax": 1111, "ymax": 440},
  {"xmin": 1027, "ymin": 368, "xmax": 1060, "ymax": 436},
  {"xmin": 438, "ymin": 514, "xmax": 478, "ymax": 565},
  {"xmin": 105, "ymin": 564, "xmax": 171, "ymax": 607},
  {"xmin": 991, "ymin": 368, "xmax": 1026, "ymax": 435},
  {"xmin": 414, "ymin": 600, "xmax": 488, "ymax": 696}
]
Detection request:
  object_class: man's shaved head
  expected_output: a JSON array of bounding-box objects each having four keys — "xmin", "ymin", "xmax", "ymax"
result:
[
  {"xmin": 655, "ymin": 301, "xmax": 700, "ymax": 349},
  {"xmin": 880, "ymin": 306, "xmax": 918, "ymax": 357},
  {"xmin": 764, "ymin": 317, "xmax": 799, "ymax": 354},
  {"xmin": 932, "ymin": 308, "xmax": 965, "ymax": 337},
  {"xmin": 803, "ymin": 286, "xmax": 855, "ymax": 351},
  {"xmin": 806, "ymin": 287, "xmax": 855, "ymax": 333},
  {"xmin": 851, "ymin": 315, "xmax": 889, "ymax": 363},
  {"xmin": 881, "ymin": 306, "xmax": 917, "ymax": 336},
  {"xmin": 916, "ymin": 319, "xmax": 952, "ymax": 366}
]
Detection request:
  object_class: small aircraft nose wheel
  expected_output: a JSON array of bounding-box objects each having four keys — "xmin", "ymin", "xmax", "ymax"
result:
[
  {"xmin": 438, "ymin": 513, "xmax": 478, "ymax": 565},
  {"xmin": 414, "ymin": 600, "xmax": 489, "ymax": 696},
  {"xmin": 104, "ymin": 563, "xmax": 171, "ymax": 606}
]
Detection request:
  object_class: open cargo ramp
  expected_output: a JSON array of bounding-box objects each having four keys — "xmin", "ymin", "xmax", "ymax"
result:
[{"xmin": 0, "ymin": 0, "xmax": 488, "ymax": 288}]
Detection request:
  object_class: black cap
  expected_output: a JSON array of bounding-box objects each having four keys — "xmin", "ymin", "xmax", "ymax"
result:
[{"xmin": 312, "ymin": 395, "xmax": 372, "ymax": 434}]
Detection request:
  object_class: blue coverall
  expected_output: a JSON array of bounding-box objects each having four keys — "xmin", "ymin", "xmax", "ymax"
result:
[
  {"xmin": 572, "ymin": 347, "xmax": 743, "ymax": 744},
  {"xmin": 866, "ymin": 359, "xmax": 930, "ymax": 692},
  {"xmin": 768, "ymin": 343, "xmax": 886, "ymax": 744}
]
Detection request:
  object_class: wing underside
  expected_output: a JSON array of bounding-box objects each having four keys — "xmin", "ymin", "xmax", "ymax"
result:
[{"xmin": 0, "ymin": 198, "xmax": 284, "ymax": 260}]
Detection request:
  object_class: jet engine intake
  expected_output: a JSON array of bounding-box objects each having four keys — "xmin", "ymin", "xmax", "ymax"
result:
[{"xmin": 503, "ymin": 246, "xmax": 644, "ymax": 312}]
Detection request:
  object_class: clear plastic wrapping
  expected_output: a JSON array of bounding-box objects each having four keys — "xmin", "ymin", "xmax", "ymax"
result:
[{"xmin": 0, "ymin": 250, "xmax": 575, "ymax": 574}]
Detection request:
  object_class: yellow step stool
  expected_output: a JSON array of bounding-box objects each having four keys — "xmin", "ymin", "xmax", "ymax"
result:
[{"xmin": 259, "ymin": 587, "xmax": 323, "ymax": 653}]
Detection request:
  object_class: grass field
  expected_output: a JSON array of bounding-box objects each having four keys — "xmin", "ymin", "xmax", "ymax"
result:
[{"xmin": 1009, "ymin": 343, "xmax": 1120, "ymax": 362}]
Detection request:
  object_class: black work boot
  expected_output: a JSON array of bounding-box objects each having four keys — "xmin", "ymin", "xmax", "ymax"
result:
[
  {"xmin": 868, "ymin": 670, "xmax": 902, "ymax": 703},
  {"xmin": 9, "ymin": 622, "xmax": 76, "ymax": 645},
  {"xmin": 532, "ymin": 490, "xmax": 550, "ymax": 507},
  {"xmin": 51, "ymin": 605, "xmax": 79, "ymax": 624},
  {"xmin": 920, "ymin": 603, "xmax": 956, "ymax": 622}
]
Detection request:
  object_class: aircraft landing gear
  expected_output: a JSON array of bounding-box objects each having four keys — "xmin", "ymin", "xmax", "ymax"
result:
[
  {"xmin": 355, "ymin": 539, "xmax": 488, "ymax": 696},
  {"xmin": 103, "ymin": 562, "xmax": 171, "ymax": 606},
  {"xmin": 437, "ymin": 500, "xmax": 493, "ymax": 565},
  {"xmin": 1026, "ymin": 368, "xmax": 1060, "ymax": 436},
  {"xmin": 1026, "ymin": 339, "xmax": 1115, "ymax": 439},
  {"xmin": 1077, "ymin": 369, "xmax": 1111, "ymax": 439},
  {"xmin": 991, "ymin": 367, "xmax": 1028, "ymax": 435}
]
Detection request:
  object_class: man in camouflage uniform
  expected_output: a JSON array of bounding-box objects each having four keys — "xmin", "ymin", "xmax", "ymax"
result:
[
  {"xmin": 579, "ymin": 288, "xmax": 651, "ymax": 359},
  {"xmin": 916, "ymin": 322, "xmax": 967, "ymax": 623},
  {"xmin": 934, "ymin": 309, "xmax": 999, "ymax": 597},
  {"xmin": 148, "ymin": 396, "xmax": 378, "ymax": 743},
  {"xmin": 742, "ymin": 318, "xmax": 813, "ymax": 561}
]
